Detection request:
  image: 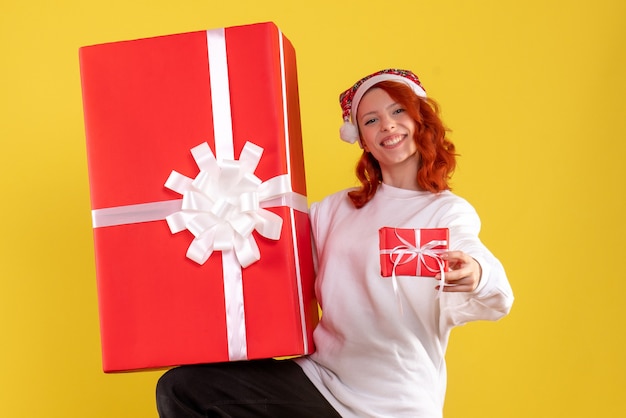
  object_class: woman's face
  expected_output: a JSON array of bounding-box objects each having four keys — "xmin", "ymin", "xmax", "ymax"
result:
[{"xmin": 356, "ymin": 87, "xmax": 418, "ymax": 173}]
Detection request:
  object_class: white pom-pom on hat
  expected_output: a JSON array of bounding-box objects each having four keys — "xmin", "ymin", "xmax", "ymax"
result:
[
  {"xmin": 338, "ymin": 69, "xmax": 427, "ymax": 148},
  {"xmin": 339, "ymin": 119, "xmax": 360, "ymax": 144}
]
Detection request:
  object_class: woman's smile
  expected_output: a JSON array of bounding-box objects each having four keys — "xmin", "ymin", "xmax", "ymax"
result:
[{"xmin": 380, "ymin": 133, "xmax": 406, "ymax": 147}]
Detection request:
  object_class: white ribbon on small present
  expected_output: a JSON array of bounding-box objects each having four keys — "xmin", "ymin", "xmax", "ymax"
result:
[
  {"xmin": 380, "ymin": 229, "xmax": 448, "ymax": 309},
  {"xmin": 164, "ymin": 141, "xmax": 294, "ymax": 268}
]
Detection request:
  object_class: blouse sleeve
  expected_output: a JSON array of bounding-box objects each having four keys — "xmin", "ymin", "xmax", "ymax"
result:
[{"xmin": 436, "ymin": 198, "xmax": 514, "ymax": 331}]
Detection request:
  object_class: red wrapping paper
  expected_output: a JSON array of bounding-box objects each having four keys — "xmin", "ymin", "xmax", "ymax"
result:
[
  {"xmin": 79, "ymin": 22, "xmax": 318, "ymax": 372},
  {"xmin": 379, "ymin": 227, "xmax": 449, "ymax": 277}
]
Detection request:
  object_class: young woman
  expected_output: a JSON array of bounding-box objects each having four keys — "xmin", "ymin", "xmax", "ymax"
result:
[{"xmin": 156, "ymin": 68, "xmax": 514, "ymax": 418}]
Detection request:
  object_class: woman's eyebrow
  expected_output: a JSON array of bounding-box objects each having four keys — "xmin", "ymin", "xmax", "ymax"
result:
[{"xmin": 360, "ymin": 102, "xmax": 400, "ymax": 119}]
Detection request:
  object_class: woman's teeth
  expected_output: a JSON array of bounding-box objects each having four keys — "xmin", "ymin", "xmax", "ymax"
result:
[{"xmin": 381, "ymin": 135, "xmax": 403, "ymax": 146}]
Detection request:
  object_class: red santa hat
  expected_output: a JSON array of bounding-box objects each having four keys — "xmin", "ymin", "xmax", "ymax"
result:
[{"xmin": 339, "ymin": 69, "xmax": 427, "ymax": 146}]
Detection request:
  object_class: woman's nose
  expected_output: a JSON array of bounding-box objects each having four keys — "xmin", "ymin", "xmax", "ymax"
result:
[{"xmin": 381, "ymin": 115, "xmax": 395, "ymax": 131}]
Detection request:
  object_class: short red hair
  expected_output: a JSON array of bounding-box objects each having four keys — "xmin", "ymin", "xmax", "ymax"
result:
[{"xmin": 348, "ymin": 81, "xmax": 457, "ymax": 208}]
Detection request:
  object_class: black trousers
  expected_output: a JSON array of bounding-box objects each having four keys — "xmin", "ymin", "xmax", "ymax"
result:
[{"xmin": 156, "ymin": 358, "xmax": 342, "ymax": 418}]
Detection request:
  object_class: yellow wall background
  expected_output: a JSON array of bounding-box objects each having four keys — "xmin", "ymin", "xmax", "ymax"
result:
[{"xmin": 2, "ymin": 0, "xmax": 624, "ymax": 417}]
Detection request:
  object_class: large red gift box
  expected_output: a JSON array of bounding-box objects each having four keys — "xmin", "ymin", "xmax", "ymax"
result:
[
  {"xmin": 379, "ymin": 227, "xmax": 449, "ymax": 278},
  {"xmin": 79, "ymin": 22, "xmax": 318, "ymax": 372}
]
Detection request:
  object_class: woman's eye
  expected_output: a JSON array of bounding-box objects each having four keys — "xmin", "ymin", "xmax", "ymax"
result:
[
  {"xmin": 393, "ymin": 108, "xmax": 405, "ymax": 115},
  {"xmin": 364, "ymin": 118, "xmax": 376, "ymax": 125}
]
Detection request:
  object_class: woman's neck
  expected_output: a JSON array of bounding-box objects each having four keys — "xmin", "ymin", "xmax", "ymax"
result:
[{"xmin": 380, "ymin": 164, "xmax": 421, "ymax": 191}]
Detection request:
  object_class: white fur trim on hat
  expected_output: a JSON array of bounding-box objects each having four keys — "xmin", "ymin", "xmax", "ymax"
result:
[{"xmin": 340, "ymin": 73, "xmax": 427, "ymax": 147}]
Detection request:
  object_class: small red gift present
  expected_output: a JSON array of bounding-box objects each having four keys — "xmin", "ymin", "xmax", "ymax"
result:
[
  {"xmin": 379, "ymin": 227, "xmax": 449, "ymax": 278},
  {"xmin": 79, "ymin": 22, "xmax": 318, "ymax": 372}
]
